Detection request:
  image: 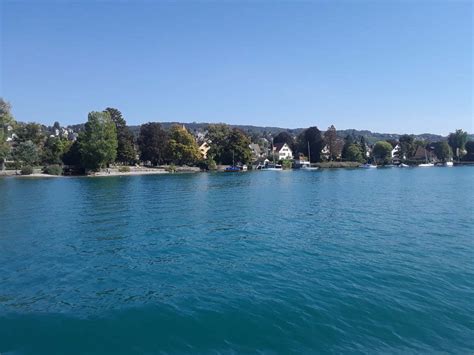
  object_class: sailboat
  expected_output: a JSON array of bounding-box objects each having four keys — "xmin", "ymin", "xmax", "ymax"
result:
[
  {"xmin": 300, "ymin": 142, "xmax": 319, "ymax": 170},
  {"xmin": 224, "ymin": 151, "xmax": 241, "ymax": 172},
  {"xmin": 261, "ymin": 138, "xmax": 282, "ymax": 171},
  {"xmin": 418, "ymin": 149, "xmax": 434, "ymax": 167}
]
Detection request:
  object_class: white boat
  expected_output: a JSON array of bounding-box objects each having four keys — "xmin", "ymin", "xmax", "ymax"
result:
[
  {"xmin": 359, "ymin": 163, "xmax": 377, "ymax": 169},
  {"xmin": 398, "ymin": 163, "xmax": 409, "ymax": 168},
  {"xmin": 300, "ymin": 164, "xmax": 319, "ymax": 171},
  {"xmin": 262, "ymin": 163, "xmax": 282, "ymax": 171},
  {"xmin": 300, "ymin": 142, "xmax": 319, "ymax": 170},
  {"xmin": 445, "ymin": 162, "xmax": 453, "ymax": 167},
  {"xmin": 418, "ymin": 149, "xmax": 434, "ymax": 167}
]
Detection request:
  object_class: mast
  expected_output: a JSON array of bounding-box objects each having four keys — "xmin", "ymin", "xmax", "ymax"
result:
[
  {"xmin": 307, "ymin": 141, "xmax": 311, "ymax": 163},
  {"xmin": 272, "ymin": 138, "xmax": 275, "ymax": 164}
]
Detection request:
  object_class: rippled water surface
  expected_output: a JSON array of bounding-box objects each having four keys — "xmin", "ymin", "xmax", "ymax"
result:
[{"xmin": 1, "ymin": 168, "xmax": 473, "ymax": 354}]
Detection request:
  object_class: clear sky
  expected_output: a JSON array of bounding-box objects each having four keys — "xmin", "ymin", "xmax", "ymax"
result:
[{"xmin": 1, "ymin": 0, "xmax": 472, "ymax": 134}]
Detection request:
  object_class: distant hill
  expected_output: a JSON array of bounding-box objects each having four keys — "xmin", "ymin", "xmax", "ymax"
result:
[{"xmin": 68, "ymin": 121, "xmax": 471, "ymax": 144}]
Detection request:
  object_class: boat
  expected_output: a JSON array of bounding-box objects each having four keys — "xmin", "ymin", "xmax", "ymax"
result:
[
  {"xmin": 262, "ymin": 163, "xmax": 282, "ymax": 171},
  {"xmin": 418, "ymin": 149, "xmax": 434, "ymax": 167},
  {"xmin": 224, "ymin": 151, "xmax": 241, "ymax": 172},
  {"xmin": 300, "ymin": 142, "xmax": 319, "ymax": 170},
  {"xmin": 359, "ymin": 163, "xmax": 377, "ymax": 169},
  {"xmin": 445, "ymin": 161, "xmax": 453, "ymax": 167},
  {"xmin": 398, "ymin": 163, "xmax": 409, "ymax": 168},
  {"xmin": 300, "ymin": 164, "xmax": 319, "ymax": 171},
  {"xmin": 261, "ymin": 139, "xmax": 283, "ymax": 171}
]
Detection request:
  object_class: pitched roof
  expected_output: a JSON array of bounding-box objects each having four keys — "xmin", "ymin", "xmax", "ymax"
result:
[{"xmin": 273, "ymin": 142, "xmax": 291, "ymax": 152}]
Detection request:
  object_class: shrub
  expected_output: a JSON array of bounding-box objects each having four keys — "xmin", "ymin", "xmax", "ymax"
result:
[
  {"xmin": 43, "ymin": 164, "xmax": 63, "ymax": 175},
  {"xmin": 206, "ymin": 158, "xmax": 217, "ymax": 171},
  {"xmin": 20, "ymin": 166, "xmax": 34, "ymax": 175},
  {"xmin": 281, "ymin": 159, "xmax": 292, "ymax": 170},
  {"xmin": 167, "ymin": 164, "xmax": 177, "ymax": 173},
  {"xmin": 118, "ymin": 166, "xmax": 131, "ymax": 173}
]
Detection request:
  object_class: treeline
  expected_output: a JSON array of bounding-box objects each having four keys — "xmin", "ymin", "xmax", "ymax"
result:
[
  {"xmin": 0, "ymin": 100, "xmax": 256, "ymax": 173},
  {"xmin": 1, "ymin": 97, "xmax": 473, "ymax": 175}
]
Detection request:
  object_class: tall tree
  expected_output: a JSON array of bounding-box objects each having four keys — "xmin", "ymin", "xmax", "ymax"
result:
[
  {"xmin": 79, "ymin": 111, "xmax": 118, "ymax": 171},
  {"xmin": 0, "ymin": 98, "xmax": 15, "ymax": 170},
  {"xmin": 433, "ymin": 141, "xmax": 452, "ymax": 162},
  {"xmin": 448, "ymin": 129, "xmax": 468, "ymax": 160},
  {"xmin": 207, "ymin": 124, "xmax": 252, "ymax": 164},
  {"xmin": 104, "ymin": 107, "xmax": 136, "ymax": 164},
  {"xmin": 14, "ymin": 122, "xmax": 44, "ymax": 145},
  {"xmin": 323, "ymin": 125, "xmax": 338, "ymax": 161},
  {"xmin": 42, "ymin": 136, "xmax": 71, "ymax": 165},
  {"xmin": 297, "ymin": 126, "xmax": 323, "ymax": 163},
  {"xmin": 463, "ymin": 141, "xmax": 474, "ymax": 161},
  {"xmin": 273, "ymin": 131, "xmax": 295, "ymax": 150},
  {"xmin": 345, "ymin": 144, "xmax": 364, "ymax": 162},
  {"xmin": 12, "ymin": 141, "xmax": 39, "ymax": 168},
  {"xmin": 372, "ymin": 141, "xmax": 393, "ymax": 163},
  {"xmin": 62, "ymin": 140, "xmax": 82, "ymax": 166},
  {"xmin": 167, "ymin": 125, "xmax": 202, "ymax": 165},
  {"xmin": 342, "ymin": 135, "xmax": 364, "ymax": 162},
  {"xmin": 399, "ymin": 134, "xmax": 415, "ymax": 159},
  {"xmin": 138, "ymin": 122, "xmax": 168, "ymax": 165}
]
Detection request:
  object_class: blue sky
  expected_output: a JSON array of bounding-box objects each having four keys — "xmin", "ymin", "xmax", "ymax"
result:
[{"xmin": 1, "ymin": 0, "xmax": 472, "ymax": 134}]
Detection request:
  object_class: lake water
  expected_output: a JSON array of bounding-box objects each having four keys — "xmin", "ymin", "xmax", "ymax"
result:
[{"xmin": 0, "ymin": 168, "xmax": 473, "ymax": 354}]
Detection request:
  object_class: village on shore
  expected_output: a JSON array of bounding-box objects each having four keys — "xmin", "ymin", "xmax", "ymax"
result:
[{"xmin": 1, "ymin": 99, "xmax": 473, "ymax": 177}]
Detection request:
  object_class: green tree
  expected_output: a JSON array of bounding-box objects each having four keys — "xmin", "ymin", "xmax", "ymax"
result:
[
  {"xmin": 42, "ymin": 136, "xmax": 71, "ymax": 165},
  {"xmin": 448, "ymin": 129, "xmax": 468, "ymax": 160},
  {"xmin": 345, "ymin": 144, "xmax": 364, "ymax": 162},
  {"xmin": 323, "ymin": 125, "xmax": 338, "ymax": 161},
  {"xmin": 433, "ymin": 141, "xmax": 452, "ymax": 162},
  {"xmin": 463, "ymin": 141, "xmax": 474, "ymax": 161},
  {"xmin": 167, "ymin": 125, "xmax": 202, "ymax": 165},
  {"xmin": 12, "ymin": 140, "xmax": 39, "ymax": 168},
  {"xmin": 79, "ymin": 111, "xmax": 118, "ymax": 171},
  {"xmin": 62, "ymin": 140, "xmax": 82, "ymax": 166},
  {"xmin": 138, "ymin": 122, "xmax": 168, "ymax": 165},
  {"xmin": 14, "ymin": 122, "xmax": 44, "ymax": 145},
  {"xmin": 296, "ymin": 126, "xmax": 323, "ymax": 163},
  {"xmin": 207, "ymin": 124, "xmax": 231, "ymax": 164},
  {"xmin": 372, "ymin": 141, "xmax": 393, "ymax": 163},
  {"xmin": 399, "ymin": 134, "xmax": 415, "ymax": 159},
  {"xmin": 104, "ymin": 107, "xmax": 136, "ymax": 164},
  {"xmin": 207, "ymin": 124, "xmax": 252, "ymax": 164},
  {"xmin": 227, "ymin": 128, "xmax": 252, "ymax": 164},
  {"xmin": 0, "ymin": 98, "xmax": 15, "ymax": 170},
  {"xmin": 273, "ymin": 131, "xmax": 295, "ymax": 150}
]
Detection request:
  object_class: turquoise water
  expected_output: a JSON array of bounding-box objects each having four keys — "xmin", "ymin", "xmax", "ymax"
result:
[{"xmin": 0, "ymin": 168, "xmax": 473, "ymax": 354}]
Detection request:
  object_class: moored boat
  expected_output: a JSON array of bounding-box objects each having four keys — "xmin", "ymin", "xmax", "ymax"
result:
[{"xmin": 359, "ymin": 163, "xmax": 377, "ymax": 169}]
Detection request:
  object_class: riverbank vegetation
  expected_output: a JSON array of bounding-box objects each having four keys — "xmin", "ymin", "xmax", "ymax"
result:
[{"xmin": 1, "ymin": 97, "xmax": 473, "ymax": 176}]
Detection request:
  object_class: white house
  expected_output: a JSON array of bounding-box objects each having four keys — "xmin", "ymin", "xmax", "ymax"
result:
[
  {"xmin": 391, "ymin": 143, "xmax": 401, "ymax": 158},
  {"xmin": 273, "ymin": 143, "xmax": 293, "ymax": 160},
  {"xmin": 199, "ymin": 141, "xmax": 211, "ymax": 159}
]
